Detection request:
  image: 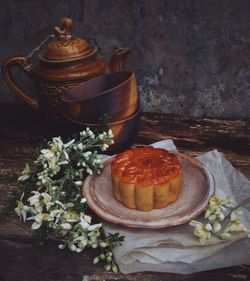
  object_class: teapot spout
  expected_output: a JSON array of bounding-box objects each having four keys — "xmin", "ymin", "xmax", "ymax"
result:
[{"xmin": 109, "ymin": 48, "xmax": 130, "ymax": 72}]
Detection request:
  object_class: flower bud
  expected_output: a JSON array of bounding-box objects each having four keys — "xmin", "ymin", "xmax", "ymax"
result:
[
  {"xmin": 68, "ymin": 243, "xmax": 77, "ymax": 251},
  {"xmin": 218, "ymin": 212, "xmax": 225, "ymax": 221},
  {"xmin": 93, "ymin": 257, "xmax": 100, "ymax": 264},
  {"xmin": 220, "ymin": 232, "xmax": 231, "ymax": 240},
  {"xmin": 112, "ymin": 264, "xmax": 118, "ymax": 273},
  {"xmin": 100, "ymin": 254, "xmax": 105, "ymax": 260},
  {"xmin": 77, "ymin": 143, "xmax": 84, "ymax": 150},
  {"xmin": 205, "ymin": 223, "xmax": 212, "ymax": 231},
  {"xmin": 208, "ymin": 214, "xmax": 216, "ymax": 222},
  {"xmin": 100, "ymin": 242, "xmax": 108, "ymax": 248},
  {"xmin": 104, "ymin": 264, "xmax": 111, "ymax": 271},
  {"xmin": 106, "ymin": 256, "xmax": 112, "ymax": 262},
  {"xmin": 74, "ymin": 181, "xmax": 83, "ymax": 186},
  {"xmin": 91, "ymin": 243, "xmax": 98, "ymax": 249},
  {"xmin": 58, "ymin": 244, "xmax": 65, "ymax": 250},
  {"xmin": 212, "ymin": 222, "xmax": 222, "ymax": 233}
]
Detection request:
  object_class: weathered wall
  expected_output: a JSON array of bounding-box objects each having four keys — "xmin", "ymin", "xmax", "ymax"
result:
[{"xmin": 1, "ymin": 0, "xmax": 250, "ymax": 118}]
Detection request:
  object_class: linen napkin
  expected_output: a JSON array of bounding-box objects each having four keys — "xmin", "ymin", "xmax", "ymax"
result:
[{"xmin": 101, "ymin": 140, "xmax": 250, "ymax": 274}]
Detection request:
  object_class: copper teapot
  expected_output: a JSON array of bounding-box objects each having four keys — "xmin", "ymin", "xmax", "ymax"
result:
[{"xmin": 2, "ymin": 18, "xmax": 130, "ymax": 123}]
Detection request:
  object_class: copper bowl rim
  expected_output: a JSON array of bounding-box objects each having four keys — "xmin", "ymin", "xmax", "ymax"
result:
[
  {"xmin": 61, "ymin": 71, "xmax": 136, "ymax": 103},
  {"xmin": 66, "ymin": 107, "xmax": 141, "ymax": 126}
]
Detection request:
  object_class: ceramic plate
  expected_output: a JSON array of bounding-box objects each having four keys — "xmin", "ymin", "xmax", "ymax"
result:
[{"xmin": 82, "ymin": 153, "xmax": 215, "ymax": 228}]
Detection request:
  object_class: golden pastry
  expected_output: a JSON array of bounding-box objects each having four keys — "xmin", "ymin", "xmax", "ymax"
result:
[{"xmin": 111, "ymin": 147, "xmax": 183, "ymax": 211}]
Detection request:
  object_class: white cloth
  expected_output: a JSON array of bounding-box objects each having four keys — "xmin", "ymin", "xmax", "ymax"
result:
[{"xmin": 102, "ymin": 140, "xmax": 250, "ymax": 274}]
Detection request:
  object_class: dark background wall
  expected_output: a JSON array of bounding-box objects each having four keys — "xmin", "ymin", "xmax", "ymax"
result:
[{"xmin": 1, "ymin": 0, "xmax": 250, "ymax": 119}]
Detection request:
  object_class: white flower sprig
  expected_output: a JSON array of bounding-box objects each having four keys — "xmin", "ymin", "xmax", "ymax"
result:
[
  {"xmin": 220, "ymin": 210, "xmax": 248, "ymax": 240},
  {"xmin": 15, "ymin": 127, "xmax": 124, "ymax": 272},
  {"xmin": 190, "ymin": 196, "xmax": 250, "ymax": 244}
]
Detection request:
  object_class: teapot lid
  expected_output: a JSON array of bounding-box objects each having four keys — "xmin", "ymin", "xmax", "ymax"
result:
[{"xmin": 39, "ymin": 18, "xmax": 97, "ymax": 63}]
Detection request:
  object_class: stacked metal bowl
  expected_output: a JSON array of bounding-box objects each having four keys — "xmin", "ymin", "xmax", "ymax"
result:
[{"xmin": 61, "ymin": 71, "xmax": 140, "ymax": 153}]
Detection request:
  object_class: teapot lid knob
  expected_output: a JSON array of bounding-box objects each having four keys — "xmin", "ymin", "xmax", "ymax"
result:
[
  {"xmin": 39, "ymin": 18, "xmax": 97, "ymax": 62},
  {"xmin": 53, "ymin": 18, "xmax": 73, "ymax": 38}
]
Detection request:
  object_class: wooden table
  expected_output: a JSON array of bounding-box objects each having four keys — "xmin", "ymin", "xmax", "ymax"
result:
[{"xmin": 0, "ymin": 104, "xmax": 249, "ymax": 281}]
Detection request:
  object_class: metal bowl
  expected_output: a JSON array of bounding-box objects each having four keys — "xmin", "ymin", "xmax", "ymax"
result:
[
  {"xmin": 61, "ymin": 71, "xmax": 139, "ymax": 123},
  {"xmin": 67, "ymin": 109, "xmax": 140, "ymax": 154}
]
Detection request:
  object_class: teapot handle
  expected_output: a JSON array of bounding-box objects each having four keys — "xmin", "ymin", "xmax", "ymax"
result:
[{"xmin": 2, "ymin": 56, "xmax": 39, "ymax": 110}]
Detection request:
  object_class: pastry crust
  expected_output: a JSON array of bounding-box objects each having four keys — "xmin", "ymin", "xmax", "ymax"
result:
[{"xmin": 111, "ymin": 147, "xmax": 183, "ymax": 211}]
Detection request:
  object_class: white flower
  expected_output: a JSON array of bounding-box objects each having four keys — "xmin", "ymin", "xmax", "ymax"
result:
[
  {"xmin": 230, "ymin": 209, "xmax": 243, "ymax": 221},
  {"xmin": 18, "ymin": 164, "xmax": 30, "ymax": 182},
  {"xmin": 37, "ymin": 150, "xmax": 60, "ymax": 176},
  {"xmin": 43, "ymin": 193, "xmax": 54, "ymax": 210},
  {"xmin": 80, "ymin": 198, "xmax": 87, "ymax": 204},
  {"xmin": 80, "ymin": 130, "xmax": 87, "ymax": 137},
  {"xmin": 50, "ymin": 137, "xmax": 64, "ymax": 153},
  {"xmin": 101, "ymin": 144, "xmax": 109, "ymax": 151},
  {"xmin": 205, "ymin": 196, "xmax": 229, "ymax": 223},
  {"xmin": 79, "ymin": 217, "xmax": 90, "ymax": 229},
  {"xmin": 209, "ymin": 196, "xmax": 234, "ymax": 209},
  {"xmin": 74, "ymin": 235, "xmax": 88, "ymax": 251},
  {"xmin": 65, "ymin": 210, "xmax": 80, "ymax": 223},
  {"xmin": 83, "ymin": 215, "xmax": 92, "ymax": 224},
  {"xmin": 221, "ymin": 196, "xmax": 234, "ymax": 208},
  {"xmin": 223, "ymin": 210, "xmax": 248, "ymax": 233},
  {"xmin": 14, "ymin": 193, "xmax": 30, "ymax": 221},
  {"xmin": 40, "ymin": 148, "xmax": 55, "ymax": 159},
  {"xmin": 108, "ymin": 129, "xmax": 113, "ymax": 138},
  {"xmin": 38, "ymin": 137, "xmax": 70, "ymax": 174},
  {"xmin": 50, "ymin": 208, "xmax": 64, "ymax": 219},
  {"xmin": 27, "ymin": 191, "xmax": 43, "ymax": 212},
  {"xmin": 29, "ymin": 213, "xmax": 54, "ymax": 230},
  {"xmin": 28, "ymin": 191, "xmax": 53, "ymax": 212},
  {"xmin": 209, "ymin": 196, "xmax": 223, "ymax": 207},
  {"xmin": 189, "ymin": 220, "xmax": 212, "ymax": 245}
]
